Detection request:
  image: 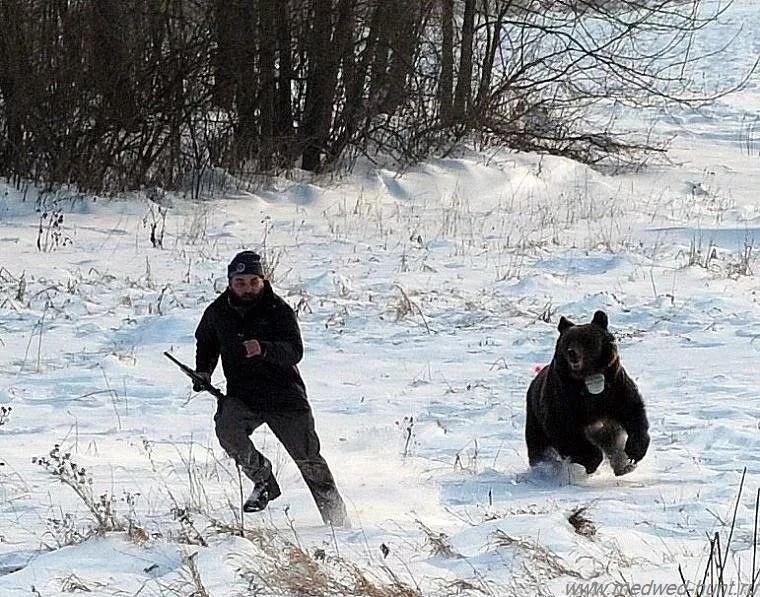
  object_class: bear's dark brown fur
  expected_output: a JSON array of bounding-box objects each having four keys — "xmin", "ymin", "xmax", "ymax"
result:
[{"xmin": 525, "ymin": 310, "xmax": 650, "ymax": 475}]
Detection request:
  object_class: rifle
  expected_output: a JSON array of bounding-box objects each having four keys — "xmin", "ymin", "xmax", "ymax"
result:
[{"xmin": 164, "ymin": 351, "xmax": 226, "ymax": 401}]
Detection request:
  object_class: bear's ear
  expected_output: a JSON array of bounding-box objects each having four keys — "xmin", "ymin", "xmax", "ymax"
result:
[
  {"xmin": 558, "ymin": 316, "xmax": 574, "ymax": 333},
  {"xmin": 591, "ymin": 310, "xmax": 609, "ymax": 329}
]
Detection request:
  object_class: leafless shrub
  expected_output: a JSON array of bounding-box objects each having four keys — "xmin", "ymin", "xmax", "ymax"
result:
[
  {"xmin": 687, "ymin": 236, "xmax": 718, "ymax": 269},
  {"xmin": 740, "ymin": 113, "xmax": 760, "ymax": 157},
  {"xmin": 15, "ymin": 271, "xmax": 26, "ymax": 303},
  {"xmin": 36, "ymin": 209, "xmax": 72, "ymax": 252},
  {"xmin": 391, "ymin": 284, "xmax": 432, "ymax": 334},
  {"xmin": 417, "ymin": 520, "xmax": 463, "ymax": 559},
  {"xmin": 33, "ymin": 444, "xmax": 124, "ymax": 534},
  {"xmin": 183, "ymin": 205, "xmax": 210, "ymax": 246},
  {"xmin": 396, "ymin": 416, "xmax": 416, "ymax": 458},
  {"xmin": 44, "ymin": 513, "xmax": 87, "ymax": 548},
  {"xmin": 258, "ymin": 219, "xmax": 288, "ymax": 284},
  {"xmin": 144, "ymin": 202, "xmax": 167, "ymax": 249},
  {"xmin": 453, "ymin": 439, "xmax": 481, "ymax": 474},
  {"xmin": 0, "ymin": 405, "xmax": 11, "ymax": 427},
  {"xmin": 538, "ymin": 301, "xmax": 556, "ymax": 323},
  {"xmin": 727, "ymin": 240, "xmax": 755, "ymax": 278}
]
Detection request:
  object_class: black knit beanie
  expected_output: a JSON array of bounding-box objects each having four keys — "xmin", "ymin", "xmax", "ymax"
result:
[{"xmin": 227, "ymin": 251, "xmax": 265, "ymax": 278}]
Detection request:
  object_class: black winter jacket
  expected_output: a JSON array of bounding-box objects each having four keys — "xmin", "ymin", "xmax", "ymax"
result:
[{"xmin": 194, "ymin": 282, "xmax": 308, "ymax": 410}]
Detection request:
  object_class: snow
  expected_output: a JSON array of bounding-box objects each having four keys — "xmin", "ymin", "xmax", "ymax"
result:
[{"xmin": 2, "ymin": 5, "xmax": 760, "ymax": 597}]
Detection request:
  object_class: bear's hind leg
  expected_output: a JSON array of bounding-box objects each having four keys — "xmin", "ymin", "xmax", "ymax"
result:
[
  {"xmin": 525, "ymin": 401, "xmax": 554, "ymax": 467},
  {"xmin": 570, "ymin": 441, "xmax": 604, "ymax": 474}
]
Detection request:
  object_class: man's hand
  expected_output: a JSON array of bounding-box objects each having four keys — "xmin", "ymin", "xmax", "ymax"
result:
[
  {"xmin": 243, "ymin": 339, "xmax": 262, "ymax": 358},
  {"xmin": 192, "ymin": 371, "xmax": 211, "ymax": 392}
]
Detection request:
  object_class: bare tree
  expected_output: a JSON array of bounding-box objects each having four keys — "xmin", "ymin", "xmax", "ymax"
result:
[
  {"xmin": 452, "ymin": 0, "xmax": 475, "ymax": 120},
  {"xmin": 0, "ymin": 0, "xmax": 753, "ymax": 192},
  {"xmin": 300, "ymin": 0, "xmax": 335, "ymax": 171},
  {"xmin": 274, "ymin": 0, "xmax": 295, "ymax": 164},
  {"xmin": 464, "ymin": 0, "xmax": 757, "ymax": 167},
  {"xmin": 438, "ymin": 0, "xmax": 454, "ymax": 125},
  {"xmin": 0, "ymin": 0, "xmax": 32, "ymax": 183}
]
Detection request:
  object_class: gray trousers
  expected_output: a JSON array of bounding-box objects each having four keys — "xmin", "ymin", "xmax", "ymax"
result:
[{"xmin": 214, "ymin": 395, "xmax": 348, "ymax": 526}]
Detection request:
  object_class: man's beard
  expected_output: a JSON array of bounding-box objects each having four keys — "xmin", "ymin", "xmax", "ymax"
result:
[{"xmin": 230, "ymin": 290, "xmax": 262, "ymax": 306}]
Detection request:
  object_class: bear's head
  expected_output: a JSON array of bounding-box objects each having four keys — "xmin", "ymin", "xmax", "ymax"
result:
[{"xmin": 555, "ymin": 310, "xmax": 619, "ymax": 382}]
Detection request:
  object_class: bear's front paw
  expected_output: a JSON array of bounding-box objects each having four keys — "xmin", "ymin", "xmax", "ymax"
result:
[
  {"xmin": 624, "ymin": 433, "xmax": 650, "ymax": 462},
  {"xmin": 607, "ymin": 448, "xmax": 635, "ymax": 476},
  {"xmin": 612, "ymin": 459, "xmax": 636, "ymax": 476}
]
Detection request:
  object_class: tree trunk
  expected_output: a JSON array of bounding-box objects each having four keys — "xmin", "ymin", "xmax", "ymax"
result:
[
  {"xmin": 230, "ymin": 0, "xmax": 258, "ymax": 167},
  {"xmin": 453, "ymin": 0, "xmax": 475, "ymax": 121},
  {"xmin": 331, "ymin": 0, "xmax": 374, "ymax": 160},
  {"xmin": 274, "ymin": 0, "xmax": 294, "ymax": 161},
  {"xmin": 381, "ymin": 0, "xmax": 417, "ymax": 115},
  {"xmin": 367, "ymin": 0, "xmax": 392, "ymax": 111},
  {"xmin": 259, "ymin": 0, "xmax": 276, "ymax": 170},
  {"xmin": 438, "ymin": 0, "xmax": 454, "ymax": 125},
  {"xmin": 301, "ymin": 0, "xmax": 334, "ymax": 172},
  {"xmin": 474, "ymin": 1, "xmax": 507, "ymax": 117},
  {"xmin": 212, "ymin": 0, "xmax": 237, "ymax": 110},
  {"xmin": 0, "ymin": 0, "xmax": 26, "ymax": 178},
  {"xmin": 90, "ymin": 1, "xmax": 135, "ymax": 128}
]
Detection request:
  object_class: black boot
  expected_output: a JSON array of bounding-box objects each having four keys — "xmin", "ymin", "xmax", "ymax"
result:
[{"xmin": 243, "ymin": 478, "xmax": 282, "ymax": 513}]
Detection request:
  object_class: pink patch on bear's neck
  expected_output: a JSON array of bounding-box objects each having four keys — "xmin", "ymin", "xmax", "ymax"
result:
[{"xmin": 533, "ymin": 364, "xmax": 547, "ymax": 375}]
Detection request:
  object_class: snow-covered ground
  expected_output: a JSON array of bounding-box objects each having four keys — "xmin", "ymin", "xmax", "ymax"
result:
[{"xmin": 2, "ymin": 6, "xmax": 760, "ymax": 597}]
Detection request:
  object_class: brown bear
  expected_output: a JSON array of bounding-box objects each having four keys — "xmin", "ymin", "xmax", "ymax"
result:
[{"xmin": 525, "ymin": 310, "xmax": 649, "ymax": 476}]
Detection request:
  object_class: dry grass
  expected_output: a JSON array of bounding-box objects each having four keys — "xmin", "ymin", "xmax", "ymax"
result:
[
  {"xmin": 568, "ymin": 507, "xmax": 597, "ymax": 538},
  {"xmin": 391, "ymin": 284, "xmax": 431, "ymax": 333},
  {"xmin": 228, "ymin": 524, "xmax": 422, "ymax": 597},
  {"xmin": 182, "ymin": 551, "xmax": 210, "ymax": 597},
  {"xmin": 417, "ymin": 520, "xmax": 464, "ymax": 559},
  {"xmin": 60, "ymin": 572, "xmax": 106, "ymax": 593},
  {"xmin": 491, "ymin": 530, "xmax": 585, "ymax": 581},
  {"xmin": 0, "ymin": 405, "xmax": 11, "ymax": 427}
]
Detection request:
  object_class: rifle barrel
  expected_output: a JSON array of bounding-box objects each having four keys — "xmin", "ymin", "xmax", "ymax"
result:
[{"xmin": 164, "ymin": 351, "xmax": 226, "ymax": 400}]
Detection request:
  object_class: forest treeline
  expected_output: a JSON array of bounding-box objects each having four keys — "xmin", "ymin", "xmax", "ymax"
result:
[{"xmin": 0, "ymin": 0, "xmax": 738, "ymax": 196}]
